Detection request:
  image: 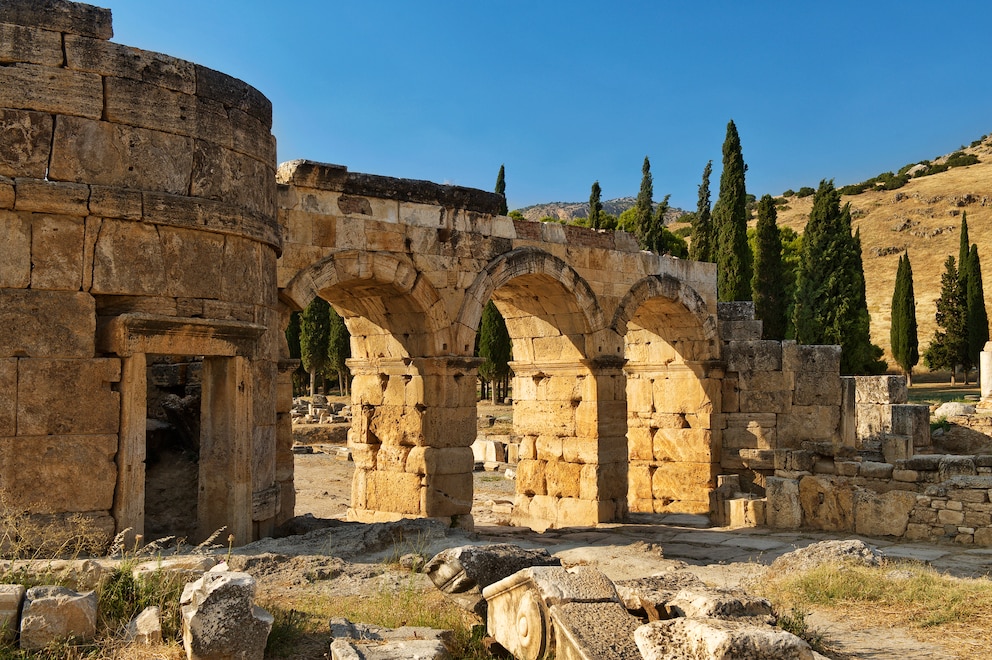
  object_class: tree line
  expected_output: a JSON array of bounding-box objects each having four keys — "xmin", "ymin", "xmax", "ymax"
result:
[{"xmin": 286, "ymin": 123, "xmax": 989, "ymax": 397}]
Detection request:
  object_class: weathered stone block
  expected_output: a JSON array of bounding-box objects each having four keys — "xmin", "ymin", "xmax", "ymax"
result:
[
  {"xmin": 406, "ymin": 446, "xmax": 474, "ymax": 476},
  {"xmin": 724, "ymin": 340, "xmax": 782, "ymax": 373},
  {"xmin": 652, "ymin": 462, "xmax": 716, "ymax": 503},
  {"xmin": 739, "ymin": 388, "xmax": 793, "ymax": 414},
  {"xmin": 0, "ymin": 22, "xmax": 63, "ymax": 66},
  {"xmin": 19, "ymin": 586, "xmax": 97, "ymax": 651},
  {"xmin": 64, "ymin": 34, "xmax": 196, "ymax": 94},
  {"xmin": 854, "ymin": 375, "xmax": 907, "ymax": 404},
  {"xmin": 635, "ymin": 617, "xmax": 813, "ymax": 660},
  {"xmin": 882, "ymin": 434, "xmax": 912, "ymax": 463},
  {"xmin": 424, "ymin": 472, "xmax": 472, "ymax": 517},
  {"xmin": 939, "ymin": 456, "xmax": 977, "ymax": 481},
  {"xmin": 0, "ymin": 63, "xmax": 102, "ymax": 119},
  {"xmin": 628, "ymin": 426, "xmax": 654, "ymax": 461},
  {"xmin": 628, "ymin": 464, "xmax": 654, "ymax": 500},
  {"xmin": 362, "ymin": 471, "xmax": 423, "ymax": 515},
  {"xmin": 782, "ymin": 341, "xmax": 842, "ymax": 374},
  {"xmin": 0, "ymin": 290, "xmax": 95, "ymax": 358},
  {"xmin": 0, "ymin": 434, "xmax": 117, "ymax": 512},
  {"xmin": 653, "ymin": 428, "xmax": 714, "ymax": 463},
  {"xmin": 854, "ymin": 489, "xmax": 916, "ymax": 537},
  {"xmin": 0, "ymin": 109, "xmax": 53, "ymax": 178},
  {"xmin": 792, "ymin": 370, "xmax": 842, "ymax": 407},
  {"xmin": 778, "ymin": 405, "xmax": 840, "ymax": 447},
  {"xmin": 0, "ymin": 210, "xmax": 31, "ymax": 287},
  {"xmin": 0, "ymin": 584, "xmax": 24, "ymax": 643},
  {"xmin": 181, "ymin": 571, "xmax": 272, "ymax": 660},
  {"xmin": 545, "ymin": 460, "xmax": 582, "ymax": 498},
  {"xmin": 799, "ymin": 475, "xmax": 854, "ymax": 532},
  {"xmin": 859, "ymin": 461, "xmax": 894, "ymax": 480},
  {"xmin": 14, "ymin": 178, "xmax": 89, "ymax": 216},
  {"xmin": 30, "ymin": 213, "xmax": 85, "ymax": 290},
  {"xmin": 728, "ymin": 497, "xmax": 766, "ymax": 528},
  {"xmin": 49, "ymin": 116, "xmax": 194, "ymax": 195},
  {"xmin": 891, "ymin": 404, "xmax": 931, "ymax": 449},
  {"xmin": 0, "ymin": 2, "xmax": 112, "ymax": 40},
  {"xmin": 17, "ymin": 358, "xmax": 120, "ymax": 435}
]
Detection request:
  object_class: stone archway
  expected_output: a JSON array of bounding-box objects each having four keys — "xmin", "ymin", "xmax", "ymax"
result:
[
  {"xmin": 282, "ymin": 250, "xmax": 478, "ymax": 525},
  {"xmin": 612, "ymin": 275, "xmax": 723, "ymax": 516},
  {"xmin": 459, "ymin": 248, "xmax": 627, "ymax": 530}
]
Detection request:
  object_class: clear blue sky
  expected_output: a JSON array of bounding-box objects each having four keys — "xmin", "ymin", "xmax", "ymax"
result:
[{"xmin": 108, "ymin": 1, "xmax": 990, "ymax": 211}]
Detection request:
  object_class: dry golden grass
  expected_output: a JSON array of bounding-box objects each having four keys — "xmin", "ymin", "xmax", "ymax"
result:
[
  {"xmin": 758, "ymin": 559, "xmax": 992, "ymax": 659},
  {"xmin": 773, "ymin": 137, "xmax": 992, "ymax": 367}
]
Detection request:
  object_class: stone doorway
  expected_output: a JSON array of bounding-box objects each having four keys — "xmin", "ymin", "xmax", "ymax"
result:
[{"xmin": 143, "ymin": 355, "xmax": 202, "ymax": 541}]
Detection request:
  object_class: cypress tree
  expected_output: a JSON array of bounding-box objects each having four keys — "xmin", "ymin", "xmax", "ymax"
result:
[
  {"xmin": 300, "ymin": 297, "xmax": 332, "ymax": 395},
  {"xmin": 793, "ymin": 180, "xmax": 885, "ymax": 374},
  {"xmin": 495, "ymin": 164, "xmax": 508, "ymax": 216},
  {"xmin": 958, "ymin": 211, "xmax": 970, "ymax": 286},
  {"xmin": 327, "ymin": 306, "xmax": 351, "ymax": 396},
  {"xmin": 689, "ymin": 160, "xmax": 714, "ymax": 262},
  {"xmin": 589, "ymin": 181, "xmax": 603, "ymax": 229},
  {"xmin": 889, "ymin": 252, "xmax": 919, "ymax": 384},
  {"xmin": 966, "ymin": 244, "xmax": 989, "ymax": 374},
  {"xmin": 712, "ymin": 120, "xmax": 751, "ymax": 301},
  {"xmin": 634, "ymin": 156, "xmax": 654, "ymax": 249},
  {"xmin": 751, "ymin": 194, "xmax": 787, "ymax": 340},
  {"xmin": 478, "ymin": 301, "xmax": 512, "ymax": 403},
  {"xmin": 924, "ymin": 256, "xmax": 968, "ymax": 380}
]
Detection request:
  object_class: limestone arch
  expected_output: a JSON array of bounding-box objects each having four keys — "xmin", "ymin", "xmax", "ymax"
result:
[
  {"xmin": 281, "ymin": 250, "xmax": 451, "ymax": 359},
  {"xmin": 455, "ymin": 247, "xmax": 607, "ymax": 362},
  {"xmin": 614, "ymin": 275, "xmax": 722, "ymax": 517}
]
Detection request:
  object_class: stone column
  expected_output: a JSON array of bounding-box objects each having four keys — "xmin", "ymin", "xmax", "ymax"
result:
[
  {"xmin": 112, "ymin": 353, "xmax": 147, "ymax": 546},
  {"xmin": 626, "ymin": 361, "xmax": 721, "ymax": 516},
  {"xmin": 198, "ymin": 357, "xmax": 253, "ymax": 545},
  {"xmin": 980, "ymin": 342, "xmax": 992, "ymax": 408},
  {"xmin": 511, "ymin": 358, "xmax": 628, "ymax": 530},
  {"xmin": 347, "ymin": 357, "xmax": 479, "ymax": 526}
]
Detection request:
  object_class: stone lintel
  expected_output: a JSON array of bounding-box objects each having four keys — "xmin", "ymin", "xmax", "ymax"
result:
[
  {"xmin": 276, "ymin": 160, "xmax": 504, "ymax": 215},
  {"xmin": 623, "ymin": 359, "xmax": 725, "ymax": 378},
  {"xmin": 511, "ymin": 357, "xmax": 628, "ymax": 378},
  {"xmin": 97, "ymin": 312, "xmax": 265, "ymax": 357}
]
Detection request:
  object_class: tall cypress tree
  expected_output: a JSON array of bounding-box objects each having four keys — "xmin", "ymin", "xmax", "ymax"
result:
[
  {"xmin": 924, "ymin": 256, "xmax": 968, "ymax": 381},
  {"xmin": 890, "ymin": 252, "xmax": 919, "ymax": 384},
  {"xmin": 327, "ymin": 307, "xmax": 351, "ymax": 396},
  {"xmin": 495, "ymin": 164, "xmax": 508, "ymax": 216},
  {"xmin": 751, "ymin": 194, "xmax": 787, "ymax": 340},
  {"xmin": 793, "ymin": 180, "xmax": 885, "ymax": 374},
  {"xmin": 689, "ymin": 160, "xmax": 714, "ymax": 262},
  {"xmin": 966, "ymin": 243, "xmax": 989, "ymax": 374},
  {"xmin": 589, "ymin": 181, "xmax": 603, "ymax": 229},
  {"xmin": 958, "ymin": 211, "xmax": 970, "ymax": 286},
  {"xmin": 635, "ymin": 156, "xmax": 654, "ymax": 249},
  {"xmin": 712, "ymin": 120, "xmax": 751, "ymax": 300},
  {"xmin": 300, "ymin": 297, "xmax": 332, "ymax": 395},
  {"xmin": 478, "ymin": 301, "xmax": 512, "ymax": 403}
]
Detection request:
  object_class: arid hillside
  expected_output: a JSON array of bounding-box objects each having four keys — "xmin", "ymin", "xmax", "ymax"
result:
[{"xmin": 772, "ymin": 136, "xmax": 992, "ymax": 367}]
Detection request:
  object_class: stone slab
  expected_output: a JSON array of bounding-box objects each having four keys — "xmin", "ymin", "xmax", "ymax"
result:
[{"xmin": 0, "ymin": 290, "xmax": 95, "ymax": 358}]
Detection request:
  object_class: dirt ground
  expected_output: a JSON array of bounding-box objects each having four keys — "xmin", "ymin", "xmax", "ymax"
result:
[{"xmin": 269, "ymin": 400, "xmax": 966, "ymax": 659}]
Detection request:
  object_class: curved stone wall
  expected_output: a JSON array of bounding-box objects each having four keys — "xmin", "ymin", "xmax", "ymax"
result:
[{"xmin": 0, "ymin": 0, "xmax": 284, "ymax": 546}]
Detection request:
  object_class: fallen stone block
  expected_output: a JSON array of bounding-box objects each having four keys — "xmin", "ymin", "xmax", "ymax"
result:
[
  {"xmin": 181, "ymin": 569, "xmax": 273, "ymax": 660},
  {"xmin": 635, "ymin": 617, "xmax": 814, "ymax": 660},
  {"xmin": 125, "ymin": 605, "xmax": 162, "ymax": 646},
  {"xmin": 329, "ymin": 618, "xmax": 452, "ymax": 660},
  {"xmin": 425, "ymin": 543, "xmax": 560, "ymax": 616},
  {"xmin": 0, "ymin": 584, "xmax": 24, "ymax": 643},
  {"xmin": 666, "ymin": 587, "xmax": 774, "ymax": 624},
  {"xmin": 483, "ymin": 565, "xmax": 638, "ymax": 660},
  {"xmin": 769, "ymin": 539, "xmax": 881, "ymax": 574},
  {"xmin": 615, "ymin": 571, "xmax": 704, "ymax": 621},
  {"xmin": 19, "ymin": 585, "xmax": 97, "ymax": 650}
]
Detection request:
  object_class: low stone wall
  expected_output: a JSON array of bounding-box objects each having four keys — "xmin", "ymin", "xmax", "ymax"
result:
[{"xmin": 766, "ymin": 451, "xmax": 992, "ymax": 546}]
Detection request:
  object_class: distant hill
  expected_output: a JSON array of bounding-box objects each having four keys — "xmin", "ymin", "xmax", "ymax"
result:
[
  {"xmin": 516, "ymin": 197, "xmax": 688, "ymax": 224},
  {"xmin": 668, "ymin": 134, "xmax": 992, "ymax": 368}
]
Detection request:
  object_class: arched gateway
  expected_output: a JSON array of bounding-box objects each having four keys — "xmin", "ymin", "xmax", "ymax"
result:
[
  {"xmin": 0, "ymin": 1, "xmax": 845, "ymax": 546},
  {"xmin": 275, "ymin": 160, "xmax": 722, "ymax": 530}
]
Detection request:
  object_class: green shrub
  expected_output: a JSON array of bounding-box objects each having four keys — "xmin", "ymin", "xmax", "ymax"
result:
[{"xmin": 796, "ymin": 186, "xmax": 815, "ymax": 198}]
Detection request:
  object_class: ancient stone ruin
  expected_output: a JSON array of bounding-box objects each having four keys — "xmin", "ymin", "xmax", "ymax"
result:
[{"xmin": 2, "ymin": 0, "xmax": 991, "ymax": 552}]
